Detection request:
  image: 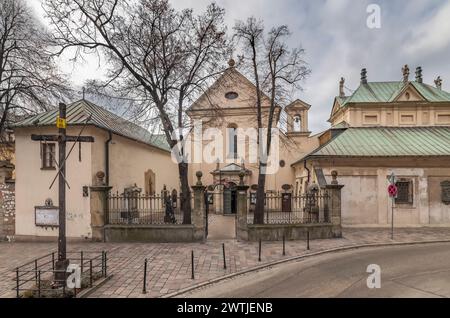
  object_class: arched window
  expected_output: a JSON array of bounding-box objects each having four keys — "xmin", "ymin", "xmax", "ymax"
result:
[
  {"xmin": 227, "ymin": 124, "xmax": 238, "ymax": 159},
  {"xmin": 293, "ymin": 115, "xmax": 302, "ymax": 132}
]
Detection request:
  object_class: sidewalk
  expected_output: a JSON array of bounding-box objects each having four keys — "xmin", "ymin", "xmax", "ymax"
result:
[{"xmin": 1, "ymin": 228, "xmax": 450, "ymax": 298}]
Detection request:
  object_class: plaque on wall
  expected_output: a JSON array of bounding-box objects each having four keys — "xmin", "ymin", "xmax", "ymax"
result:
[
  {"xmin": 441, "ymin": 181, "xmax": 450, "ymax": 205},
  {"xmin": 35, "ymin": 199, "xmax": 59, "ymax": 227}
]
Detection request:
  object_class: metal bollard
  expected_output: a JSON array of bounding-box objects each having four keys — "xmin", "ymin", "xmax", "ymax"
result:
[
  {"xmin": 142, "ymin": 258, "xmax": 148, "ymax": 294},
  {"xmin": 80, "ymin": 251, "xmax": 84, "ymax": 274},
  {"xmin": 282, "ymin": 235, "xmax": 286, "ymax": 256},
  {"xmin": 258, "ymin": 239, "xmax": 262, "ymax": 262},
  {"xmin": 34, "ymin": 259, "xmax": 38, "ymax": 283},
  {"xmin": 89, "ymin": 259, "xmax": 93, "ymax": 287},
  {"xmin": 101, "ymin": 251, "xmax": 105, "ymax": 277},
  {"xmin": 37, "ymin": 270, "xmax": 41, "ymax": 298},
  {"xmin": 191, "ymin": 251, "xmax": 195, "ymax": 280},
  {"xmin": 15, "ymin": 268, "xmax": 19, "ymax": 298},
  {"xmin": 222, "ymin": 243, "xmax": 227, "ymax": 270},
  {"xmin": 307, "ymin": 230, "xmax": 310, "ymax": 250},
  {"xmin": 104, "ymin": 251, "xmax": 108, "ymax": 277}
]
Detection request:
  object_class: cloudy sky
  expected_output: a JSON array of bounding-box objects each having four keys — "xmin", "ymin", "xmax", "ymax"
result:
[{"xmin": 29, "ymin": 0, "xmax": 450, "ymax": 133}]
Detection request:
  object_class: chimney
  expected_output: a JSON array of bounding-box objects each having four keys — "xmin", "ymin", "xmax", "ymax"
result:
[
  {"xmin": 402, "ymin": 64, "xmax": 410, "ymax": 83},
  {"xmin": 435, "ymin": 76, "xmax": 442, "ymax": 90},
  {"xmin": 415, "ymin": 66, "xmax": 423, "ymax": 83},
  {"xmin": 339, "ymin": 77, "xmax": 345, "ymax": 98},
  {"xmin": 360, "ymin": 68, "xmax": 368, "ymax": 84}
]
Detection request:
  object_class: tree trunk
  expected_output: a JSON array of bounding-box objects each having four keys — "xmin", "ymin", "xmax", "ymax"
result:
[
  {"xmin": 178, "ymin": 161, "xmax": 192, "ymax": 224},
  {"xmin": 254, "ymin": 164, "xmax": 267, "ymax": 224}
]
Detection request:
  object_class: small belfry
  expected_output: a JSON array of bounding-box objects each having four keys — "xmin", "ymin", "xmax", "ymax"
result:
[{"xmin": 285, "ymin": 99, "xmax": 311, "ymax": 135}]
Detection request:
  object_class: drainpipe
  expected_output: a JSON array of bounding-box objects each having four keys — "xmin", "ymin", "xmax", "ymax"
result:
[
  {"xmin": 105, "ymin": 131, "xmax": 112, "ymax": 186},
  {"xmin": 304, "ymin": 159, "xmax": 311, "ymax": 185}
]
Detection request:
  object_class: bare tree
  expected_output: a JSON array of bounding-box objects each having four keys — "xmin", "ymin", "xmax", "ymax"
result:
[
  {"xmin": 0, "ymin": 0, "xmax": 69, "ymax": 139},
  {"xmin": 234, "ymin": 18, "xmax": 310, "ymax": 224},
  {"xmin": 44, "ymin": 0, "xmax": 230, "ymax": 224}
]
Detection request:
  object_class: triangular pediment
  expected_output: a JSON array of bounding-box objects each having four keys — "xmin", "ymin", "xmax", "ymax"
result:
[
  {"xmin": 328, "ymin": 98, "xmax": 342, "ymax": 121},
  {"xmin": 211, "ymin": 163, "xmax": 252, "ymax": 175},
  {"xmin": 188, "ymin": 68, "xmax": 272, "ymax": 112},
  {"xmin": 392, "ymin": 83, "xmax": 426, "ymax": 102},
  {"xmin": 285, "ymin": 99, "xmax": 311, "ymax": 111}
]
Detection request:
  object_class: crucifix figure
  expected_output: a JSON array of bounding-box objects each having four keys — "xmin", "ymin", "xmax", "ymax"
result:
[{"xmin": 31, "ymin": 103, "xmax": 94, "ymax": 277}]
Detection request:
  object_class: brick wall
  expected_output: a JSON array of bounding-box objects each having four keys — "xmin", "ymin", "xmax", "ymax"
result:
[{"xmin": 0, "ymin": 181, "xmax": 15, "ymax": 240}]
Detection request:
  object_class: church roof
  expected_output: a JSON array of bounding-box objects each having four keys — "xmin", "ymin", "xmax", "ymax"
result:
[
  {"xmin": 13, "ymin": 99, "xmax": 170, "ymax": 152},
  {"xmin": 293, "ymin": 126, "xmax": 450, "ymax": 163},
  {"xmin": 338, "ymin": 81, "xmax": 450, "ymax": 107}
]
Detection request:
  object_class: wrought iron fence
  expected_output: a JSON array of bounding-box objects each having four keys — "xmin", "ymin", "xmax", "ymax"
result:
[
  {"xmin": 106, "ymin": 192, "xmax": 189, "ymax": 225},
  {"xmin": 13, "ymin": 251, "xmax": 107, "ymax": 298},
  {"xmin": 247, "ymin": 191, "xmax": 331, "ymax": 225}
]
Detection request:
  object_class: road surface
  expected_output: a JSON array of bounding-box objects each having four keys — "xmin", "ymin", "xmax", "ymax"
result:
[{"xmin": 180, "ymin": 243, "xmax": 450, "ymax": 298}]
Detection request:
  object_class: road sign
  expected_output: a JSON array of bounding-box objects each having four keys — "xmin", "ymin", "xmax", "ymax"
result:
[
  {"xmin": 56, "ymin": 116, "xmax": 66, "ymax": 129},
  {"xmin": 388, "ymin": 184, "xmax": 398, "ymax": 198}
]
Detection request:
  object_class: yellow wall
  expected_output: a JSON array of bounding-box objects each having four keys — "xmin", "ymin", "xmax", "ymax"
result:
[
  {"xmin": 15, "ymin": 127, "xmax": 92, "ymax": 238},
  {"xmin": 331, "ymin": 103, "xmax": 450, "ymax": 127},
  {"xmin": 293, "ymin": 158, "xmax": 450, "ymax": 227},
  {"xmin": 14, "ymin": 125, "xmax": 178, "ymax": 239},
  {"xmin": 188, "ymin": 68, "xmax": 319, "ymax": 191}
]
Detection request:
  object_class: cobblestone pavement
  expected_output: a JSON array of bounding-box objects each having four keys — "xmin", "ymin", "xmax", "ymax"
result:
[{"xmin": 1, "ymin": 228, "xmax": 450, "ymax": 298}]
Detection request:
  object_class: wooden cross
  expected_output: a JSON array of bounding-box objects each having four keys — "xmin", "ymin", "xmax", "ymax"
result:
[{"xmin": 30, "ymin": 103, "xmax": 94, "ymax": 272}]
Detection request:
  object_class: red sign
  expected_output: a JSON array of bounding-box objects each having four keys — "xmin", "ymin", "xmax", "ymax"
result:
[{"xmin": 388, "ymin": 184, "xmax": 398, "ymax": 198}]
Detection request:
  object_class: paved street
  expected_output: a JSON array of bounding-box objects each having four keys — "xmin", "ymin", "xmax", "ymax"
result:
[
  {"xmin": 182, "ymin": 243, "xmax": 450, "ymax": 298},
  {"xmin": 1, "ymin": 227, "xmax": 450, "ymax": 298}
]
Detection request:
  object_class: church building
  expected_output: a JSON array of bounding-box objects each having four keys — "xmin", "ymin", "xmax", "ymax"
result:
[{"xmin": 292, "ymin": 66, "xmax": 450, "ymax": 227}]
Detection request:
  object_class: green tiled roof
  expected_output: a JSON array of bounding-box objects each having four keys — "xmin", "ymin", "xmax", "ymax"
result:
[
  {"xmin": 304, "ymin": 126, "xmax": 450, "ymax": 158},
  {"xmin": 13, "ymin": 100, "xmax": 170, "ymax": 152},
  {"xmin": 340, "ymin": 81, "xmax": 450, "ymax": 107}
]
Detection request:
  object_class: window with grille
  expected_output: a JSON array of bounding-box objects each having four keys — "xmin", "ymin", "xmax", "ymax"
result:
[
  {"xmin": 42, "ymin": 143, "xmax": 56, "ymax": 169},
  {"xmin": 395, "ymin": 180, "xmax": 413, "ymax": 205}
]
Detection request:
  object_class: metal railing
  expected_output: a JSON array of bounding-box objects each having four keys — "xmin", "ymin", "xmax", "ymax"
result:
[
  {"xmin": 247, "ymin": 191, "xmax": 331, "ymax": 225},
  {"xmin": 107, "ymin": 192, "xmax": 190, "ymax": 225},
  {"xmin": 13, "ymin": 251, "xmax": 107, "ymax": 298}
]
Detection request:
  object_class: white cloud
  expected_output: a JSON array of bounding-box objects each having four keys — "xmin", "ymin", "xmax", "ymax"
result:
[{"xmin": 403, "ymin": 1, "xmax": 450, "ymax": 57}]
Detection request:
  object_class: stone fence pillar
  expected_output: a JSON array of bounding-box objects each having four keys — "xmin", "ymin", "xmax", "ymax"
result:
[
  {"xmin": 90, "ymin": 171, "xmax": 112, "ymax": 242},
  {"xmin": 236, "ymin": 172, "xmax": 249, "ymax": 241},
  {"xmin": 325, "ymin": 170, "xmax": 344, "ymax": 238},
  {"xmin": 191, "ymin": 171, "xmax": 206, "ymax": 242},
  {"xmin": 0, "ymin": 161, "xmax": 15, "ymax": 241}
]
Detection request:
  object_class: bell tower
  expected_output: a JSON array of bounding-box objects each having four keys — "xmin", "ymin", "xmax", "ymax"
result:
[{"xmin": 285, "ymin": 99, "xmax": 311, "ymax": 135}]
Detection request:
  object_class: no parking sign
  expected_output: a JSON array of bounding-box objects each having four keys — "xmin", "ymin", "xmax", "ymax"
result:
[{"xmin": 388, "ymin": 184, "xmax": 398, "ymax": 198}]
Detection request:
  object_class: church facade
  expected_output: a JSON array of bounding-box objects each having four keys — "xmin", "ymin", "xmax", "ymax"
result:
[
  {"xmin": 187, "ymin": 62, "xmax": 318, "ymax": 215},
  {"xmin": 189, "ymin": 63, "xmax": 450, "ymax": 227}
]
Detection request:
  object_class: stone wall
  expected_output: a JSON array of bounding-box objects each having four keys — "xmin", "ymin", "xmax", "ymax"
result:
[
  {"xmin": 104, "ymin": 224, "xmax": 200, "ymax": 243},
  {"xmin": 247, "ymin": 223, "xmax": 337, "ymax": 241},
  {"xmin": 0, "ymin": 180, "xmax": 15, "ymax": 240}
]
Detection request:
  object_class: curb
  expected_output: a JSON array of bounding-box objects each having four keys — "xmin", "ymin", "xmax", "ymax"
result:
[
  {"xmin": 163, "ymin": 239, "xmax": 450, "ymax": 298},
  {"xmin": 77, "ymin": 274, "xmax": 114, "ymax": 298}
]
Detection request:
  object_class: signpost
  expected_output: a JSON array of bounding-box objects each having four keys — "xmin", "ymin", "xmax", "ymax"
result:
[
  {"xmin": 387, "ymin": 173, "xmax": 397, "ymax": 240},
  {"xmin": 31, "ymin": 103, "xmax": 94, "ymax": 280}
]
